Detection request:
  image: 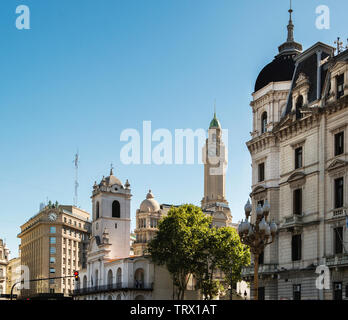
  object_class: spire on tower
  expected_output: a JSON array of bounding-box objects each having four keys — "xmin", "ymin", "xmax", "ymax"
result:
[
  {"xmin": 278, "ymin": 0, "xmax": 302, "ymax": 55},
  {"xmin": 287, "ymin": 0, "xmax": 294, "ymax": 42},
  {"xmin": 110, "ymin": 163, "xmax": 114, "ymax": 176}
]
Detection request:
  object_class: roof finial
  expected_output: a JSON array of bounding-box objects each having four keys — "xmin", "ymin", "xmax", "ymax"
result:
[
  {"xmin": 214, "ymin": 99, "xmax": 216, "ymax": 118},
  {"xmin": 334, "ymin": 37, "xmax": 343, "ymax": 55},
  {"xmin": 110, "ymin": 163, "xmax": 114, "ymax": 176},
  {"xmin": 287, "ymin": 0, "xmax": 294, "ymax": 42}
]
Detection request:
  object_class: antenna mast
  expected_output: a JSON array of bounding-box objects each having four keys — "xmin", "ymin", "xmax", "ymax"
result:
[{"xmin": 73, "ymin": 151, "xmax": 80, "ymax": 207}]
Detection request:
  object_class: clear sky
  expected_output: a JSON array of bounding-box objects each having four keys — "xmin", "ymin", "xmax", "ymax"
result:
[{"xmin": 0, "ymin": 0, "xmax": 347, "ymax": 256}]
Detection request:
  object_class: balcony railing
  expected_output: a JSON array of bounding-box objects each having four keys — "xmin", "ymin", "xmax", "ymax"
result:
[
  {"xmin": 326, "ymin": 254, "xmax": 348, "ymax": 267},
  {"xmin": 72, "ymin": 282, "xmax": 154, "ymax": 296},
  {"xmin": 242, "ymin": 264, "xmax": 278, "ymax": 276},
  {"xmin": 332, "ymin": 208, "xmax": 347, "ymax": 218},
  {"xmin": 280, "ymin": 214, "xmax": 303, "ymax": 229}
]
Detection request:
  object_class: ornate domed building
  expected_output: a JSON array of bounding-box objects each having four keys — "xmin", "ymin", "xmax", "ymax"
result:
[
  {"xmin": 133, "ymin": 190, "xmax": 163, "ymax": 256},
  {"xmin": 244, "ymin": 4, "xmax": 348, "ymax": 300}
]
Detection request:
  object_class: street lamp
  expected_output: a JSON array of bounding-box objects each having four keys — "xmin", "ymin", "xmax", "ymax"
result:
[{"xmin": 238, "ymin": 199, "xmax": 277, "ymax": 300}]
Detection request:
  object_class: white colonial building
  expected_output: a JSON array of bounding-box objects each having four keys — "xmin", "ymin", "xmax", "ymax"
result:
[
  {"xmin": 243, "ymin": 7, "xmax": 348, "ymax": 300},
  {"xmin": 73, "ymin": 113, "xmax": 249, "ymax": 300},
  {"xmin": 74, "ymin": 170, "xmax": 201, "ymax": 300}
]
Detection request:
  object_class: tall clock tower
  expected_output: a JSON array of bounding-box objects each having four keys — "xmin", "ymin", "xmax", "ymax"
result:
[{"xmin": 201, "ymin": 112, "xmax": 232, "ymax": 227}]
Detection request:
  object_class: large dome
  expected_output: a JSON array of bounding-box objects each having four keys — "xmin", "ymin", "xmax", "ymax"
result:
[
  {"xmin": 140, "ymin": 190, "xmax": 160, "ymax": 213},
  {"xmin": 254, "ymin": 53, "xmax": 296, "ymax": 92}
]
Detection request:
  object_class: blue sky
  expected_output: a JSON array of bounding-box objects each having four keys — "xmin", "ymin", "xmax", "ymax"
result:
[{"xmin": 0, "ymin": 0, "xmax": 347, "ymax": 256}]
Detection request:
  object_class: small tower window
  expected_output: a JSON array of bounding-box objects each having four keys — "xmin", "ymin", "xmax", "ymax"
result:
[
  {"xmin": 261, "ymin": 112, "xmax": 267, "ymax": 134},
  {"xmin": 96, "ymin": 201, "xmax": 100, "ymax": 220},
  {"xmin": 112, "ymin": 200, "xmax": 121, "ymax": 218},
  {"xmin": 296, "ymin": 95, "xmax": 303, "ymax": 119},
  {"xmin": 337, "ymin": 74, "xmax": 344, "ymax": 99}
]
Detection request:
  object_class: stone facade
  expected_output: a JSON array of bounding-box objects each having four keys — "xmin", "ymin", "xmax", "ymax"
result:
[
  {"xmin": 0, "ymin": 239, "xmax": 10, "ymax": 298},
  {"xmin": 244, "ymin": 32, "xmax": 348, "ymax": 300},
  {"xmin": 18, "ymin": 204, "xmax": 91, "ymax": 298}
]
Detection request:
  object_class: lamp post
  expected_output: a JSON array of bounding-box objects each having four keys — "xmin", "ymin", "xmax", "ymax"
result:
[{"xmin": 238, "ymin": 199, "xmax": 277, "ymax": 300}]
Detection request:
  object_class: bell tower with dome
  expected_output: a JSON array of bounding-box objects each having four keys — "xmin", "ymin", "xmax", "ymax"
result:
[
  {"xmin": 133, "ymin": 190, "xmax": 162, "ymax": 256},
  {"xmin": 89, "ymin": 167, "xmax": 132, "ymax": 260},
  {"xmin": 201, "ymin": 111, "xmax": 232, "ymax": 227}
]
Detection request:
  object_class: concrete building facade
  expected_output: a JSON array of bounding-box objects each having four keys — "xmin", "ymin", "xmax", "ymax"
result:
[{"xmin": 18, "ymin": 204, "xmax": 91, "ymax": 298}]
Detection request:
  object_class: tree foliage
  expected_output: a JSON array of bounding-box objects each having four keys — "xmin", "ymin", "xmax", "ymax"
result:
[{"xmin": 148, "ymin": 204, "xmax": 250, "ymax": 300}]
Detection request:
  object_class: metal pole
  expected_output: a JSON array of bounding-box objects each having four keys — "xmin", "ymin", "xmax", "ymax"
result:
[
  {"xmin": 10, "ymin": 275, "xmax": 76, "ymax": 300},
  {"xmin": 254, "ymin": 254, "xmax": 259, "ymax": 301},
  {"xmin": 10, "ymin": 281, "xmax": 21, "ymax": 301}
]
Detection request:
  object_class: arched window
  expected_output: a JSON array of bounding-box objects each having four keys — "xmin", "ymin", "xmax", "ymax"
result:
[
  {"xmin": 83, "ymin": 275, "xmax": 87, "ymax": 289},
  {"xmin": 107, "ymin": 269, "xmax": 113, "ymax": 289},
  {"xmin": 116, "ymin": 294, "xmax": 122, "ymax": 300},
  {"xmin": 108, "ymin": 295, "xmax": 113, "ymax": 300},
  {"xmin": 261, "ymin": 112, "xmax": 267, "ymax": 134},
  {"xmin": 296, "ymin": 95, "xmax": 303, "ymax": 119},
  {"xmin": 116, "ymin": 268, "xmax": 122, "ymax": 288},
  {"xmin": 112, "ymin": 200, "xmax": 120, "ymax": 218},
  {"xmin": 95, "ymin": 270, "xmax": 99, "ymax": 288},
  {"xmin": 96, "ymin": 202, "xmax": 100, "ymax": 220},
  {"xmin": 134, "ymin": 268, "xmax": 144, "ymax": 289}
]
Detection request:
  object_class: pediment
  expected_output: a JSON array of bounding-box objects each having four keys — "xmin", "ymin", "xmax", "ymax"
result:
[
  {"xmin": 327, "ymin": 159, "xmax": 348, "ymax": 171},
  {"xmin": 252, "ymin": 185, "xmax": 267, "ymax": 194},
  {"xmin": 274, "ymin": 114, "xmax": 293, "ymax": 131},
  {"xmin": 287, "ymin": 171, "xmax": 306, "ymax": 183}
]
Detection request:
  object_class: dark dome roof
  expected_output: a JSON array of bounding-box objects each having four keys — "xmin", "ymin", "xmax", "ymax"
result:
[{"xmin": 254, "ymin": 54, "xmax": 296, "ymax": 92}]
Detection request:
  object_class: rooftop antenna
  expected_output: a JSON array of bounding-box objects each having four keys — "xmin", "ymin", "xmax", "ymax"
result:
[{"xmin": 73, "ymin": 150, "xmax": 80, "ymax": 207}]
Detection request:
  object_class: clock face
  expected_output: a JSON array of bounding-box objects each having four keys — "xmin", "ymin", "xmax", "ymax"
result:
[{"xmin": 48, "ymin": 212, "xmax": 57, "ymax": 222}]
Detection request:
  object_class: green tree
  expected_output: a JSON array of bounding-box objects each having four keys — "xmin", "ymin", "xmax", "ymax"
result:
[
  {"xmin": 148, "ymin": 204, "xmax": 211, "ymax": 300},
  {"xmin": 217, "ymin": 227, "xmax": 250, "ymax": 300},
  {"xmin": 194, "ymin": 226, "xmax": 250, "ymax": 300}
]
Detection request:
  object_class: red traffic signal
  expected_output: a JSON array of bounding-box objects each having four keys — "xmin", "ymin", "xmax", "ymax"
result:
[{"xmin": 74, "ymin": 271, "xmax": 79, "ymax": 281}]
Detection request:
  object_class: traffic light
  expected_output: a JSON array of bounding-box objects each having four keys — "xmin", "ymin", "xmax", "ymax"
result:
[{"xmin": 74, "ymin": 271, "xmax": 79, "ymax": 281}]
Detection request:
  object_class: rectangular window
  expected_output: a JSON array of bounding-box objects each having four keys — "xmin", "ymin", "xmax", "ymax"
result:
[
  {"xmin": 49, "ymin": 279, "xmax": 55, "ymax": 284},
  {"xmin": 50, "ymin": 268, "xmax": 55, "ymax": 274},
  {"xmin": 334, "ymin": 282, "xmax": 343, "ymax": 300},
  {"xmin": 291, "ymin": 234, "xmax": 302, "ymax": 261},
  {"xmin": 50, "ymin": 237, "xmax": 56, "ymax": 244},
  {"xmin": 258, "ymin": 163, "xmax": 265, "ymax": 182},
  {"xmin": 258, "ymin": 251, "xmax": 264, "ymax": 265},
  {"xmin": 293, "ymin": 189, "xmax": 302, "ymax": 215},
  {"xmin": 50, "ymin": 227, "xmax": 56, "ymax": 234},
  {"xmin": 50, "ymin": 257, "xmax": 55, "ymax": 264},
  {"xmin": 50, "ymin": 247, "xmax": 56, "ymax": 254},
  {"xmin": 334, "ymin": 132, "xmax": 344, "ymax": 156},
  {"xmin": 337, "ymin": 74, "xmax": 344, "ymax": 99},
  {"xmin": 258, "ymin": 287, "xmax": 265, "ymax": 300},
  {"xmin": 293, "ymin": 284, "xmax": 301, "ymax": 300},
  {"xmin": 334, "ymin": 227, "xmax": 343, "ymax": 255},
  {"xmin": 334, "ymin": 178, "xmax": 344, "ymax": 209},
  {"xmin": 295, "ymin": 147, "xmax": 303, "ymax": 169}
]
